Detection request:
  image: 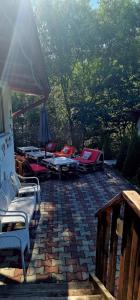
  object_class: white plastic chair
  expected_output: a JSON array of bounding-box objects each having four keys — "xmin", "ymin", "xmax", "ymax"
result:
[
  {"xmin": 0, "ymin": 182, "xmax": 36, "ymax": 230},
  {"xmin": 0, "ymin": 228, "xmax": 30, "ymax": 282},
  {"xmin": 11, "ymin": 173, "xmax": 41, "ymax": 206}
]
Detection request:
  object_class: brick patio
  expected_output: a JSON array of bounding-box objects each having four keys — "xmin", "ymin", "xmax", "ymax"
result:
[{"xmin": 0, "ymin": 168, "xmax": 131, "ymax": 284}]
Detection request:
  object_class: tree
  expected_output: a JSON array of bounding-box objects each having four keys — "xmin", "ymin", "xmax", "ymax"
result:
[{"xmin": 13, "ymin": 0, "xmax": 140, "ymax": 156}]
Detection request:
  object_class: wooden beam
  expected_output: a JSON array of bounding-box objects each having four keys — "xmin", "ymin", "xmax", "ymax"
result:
[
  {"xmin": 95, "ymin": 193, "xmax": 121, "ymax": 217},
  {"xmin": 90, "ymin": 274, "xmax": 115, "ymax": 300},
  {"xmin": 122, "ymin": 190, "xmax": 140, "ymax": 218},
  {"xmin": 96, "ymin": 190, "xmax": 140, "ymax": 218}
]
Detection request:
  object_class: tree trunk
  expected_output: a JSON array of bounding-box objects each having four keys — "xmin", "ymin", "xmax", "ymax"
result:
[{"xmin": 60, "ymin": 76, "xmax": 75, "ymax": 145}]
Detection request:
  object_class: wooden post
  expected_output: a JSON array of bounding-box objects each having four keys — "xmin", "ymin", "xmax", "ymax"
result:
[
  {"xmin": 107, "ymin": 204, "xmax": 120, "ymax": 295},
  {"xmin": 118, "ymin": 203, "xmax": 134, "ymax": 300},
  {"xmin": 131, "ymin": 218, "xmax": 140, "ymax": 300},
  {"xmin": 95, "ymin": 210, "xmax": 111, "ymax": 285}
]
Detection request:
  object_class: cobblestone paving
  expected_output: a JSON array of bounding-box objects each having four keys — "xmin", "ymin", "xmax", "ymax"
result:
[{"xmin": 0, "ymin": 168, "xmax": 131, "ymax": 284}]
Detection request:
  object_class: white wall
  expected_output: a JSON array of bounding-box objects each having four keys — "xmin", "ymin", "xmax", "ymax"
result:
[{"xmin": 0, "ymin": 82, "xmax": 15, "ymax": 184}]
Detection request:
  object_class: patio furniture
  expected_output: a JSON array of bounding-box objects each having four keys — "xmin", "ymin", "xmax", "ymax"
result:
[
  {"xmin": 54, "ymin": 145, "xmax": 76, "ymax": 158},
  {"xmin": 0, "ymin": 179, "xmax": 36, "ymax": 230},
  {"xmin": 10, "ymin": 173, "xmax": 41, "ymax": 205},
  {"xmin": 16, "ymin": 146, "xmax": 40, "ymax": 155},
  {"xmin": 27, "ymin": 150, "xmax": 53, "ymax": 161},
  {"xmin": 45, "ymin": 142, "xmax": 57, "ymax": 152},
  {"xmin": 0, "ymin": 228, "xmax": 30, "ymax": 282},
  {"xmin": 73, "ymin": 148, "xmax": 104, "ymax": 172},
  {"xmin": 23, "ymin": 160, "xmax": 50, "ymax": 179},
  {"xmin": 42, "ymin": 157, "xmax": 79, "ymax": 179}
]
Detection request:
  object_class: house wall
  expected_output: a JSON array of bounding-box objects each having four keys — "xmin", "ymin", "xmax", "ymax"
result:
[{"xmin": 0, "ymin": 82, "xmax": 15, "ymax": 184}]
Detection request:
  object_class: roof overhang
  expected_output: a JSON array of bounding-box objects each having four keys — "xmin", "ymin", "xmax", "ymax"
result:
[{"xmin": 0, "ymin": 0, "xmax": 49, "ymax": 96}]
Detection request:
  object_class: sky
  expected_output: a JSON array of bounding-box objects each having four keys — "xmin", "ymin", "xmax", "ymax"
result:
[{"xmin": 90, "ymin": 0, "xmax": 98, "ymax": 7}]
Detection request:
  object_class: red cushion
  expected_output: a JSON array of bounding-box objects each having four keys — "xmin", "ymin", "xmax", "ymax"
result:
[
  {"xmin": 55, "ymin": 145, "xmax": 76, "ymax": 157},
  {"xmin": 54, "ymin": 152, "xmax": 68, "ymax": 157},
  {"xmin": 80, "ymin": 148, "xmax": 101, "ymax": 162},
  {"xmin": 73, "ymin": 157, "xmax": 97, "ymax": 164},
  {"xmin": 30, "ymin": 164, "xmax": 48, "ymax": 172},
  {"xmin": 46, "ymin": 143, "xmax": 57, "ymax": 152}
]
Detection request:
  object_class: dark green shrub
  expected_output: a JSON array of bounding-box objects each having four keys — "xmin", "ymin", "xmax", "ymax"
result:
[
  {"xmin": 116, "ymin": 135, "xmax": 130, "ymax": 171},
  {"xmin": 123, "ymin": 132, "xmax": 140, "ymax": 178}
]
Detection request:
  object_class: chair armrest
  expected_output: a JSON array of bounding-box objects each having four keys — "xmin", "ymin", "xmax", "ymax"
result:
[
  {"xmin": 0, "ymin": 209, "xmax": 28, "ymax": 228},
  {"xmin": 18, "ymin": 184, "xmax": 38, "ymax": 196},
  {"xmin": 21, "ymin": 182, "xmax": 37, "ymax": 188},
  {"xmin": 18, "ymin": 174, "xmax": 39, "ymax": 186}
]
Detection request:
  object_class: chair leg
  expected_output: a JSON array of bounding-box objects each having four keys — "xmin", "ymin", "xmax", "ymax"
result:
[
  {"xmin": 38, "ymin": 191, "xmax": 41, "ymax": 204},
  {"xmin": 27, "ymin": 231, "xmax": 30, "ymax": 252},
  {"xmin": 21, "ymin": 249, "xmax": 26, "ymax": 282},
  {"xmin": 38, "ymin": 192, "xmax": 41, "ymax": 211}
]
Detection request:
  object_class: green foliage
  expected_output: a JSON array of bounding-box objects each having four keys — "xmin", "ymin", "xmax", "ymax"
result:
[
  {"xmin": 12, "ymin": 93, "xmax": 40, "ymax": 147},
  {"xmin": 116, "ymin": 135, "xmax": 130, "ymax": 171},
  {"xmin": 13, "ymin": 0, "xmax": 140, "ymax": 155},
  {"xmin": 122, "ymin": 132, "xmax": 140, "ymax": 178}
]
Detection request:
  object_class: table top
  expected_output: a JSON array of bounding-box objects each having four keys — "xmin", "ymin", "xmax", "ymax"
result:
[
  {"xmin": 43, "ymin": 157, "xmax": 79, "ymax": 166},
  {"xmin": 27, "ymin": 151, "xmax": 53, "ymax": 159},
  {"xmin": 17, "ymin": 146, "xmax": 39, "ymax": 153}
]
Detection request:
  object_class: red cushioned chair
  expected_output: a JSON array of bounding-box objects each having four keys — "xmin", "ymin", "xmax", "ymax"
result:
[
  {"xmin": 23, "ymin": 160, "xmax": 50, "ymax": 178},
  {"xmin": 45, "ymin": 142, "xmax": 57, "ymax": 152},
  {"xmin": 73, "ymin": 148, "xmax": 104, "ymax": 172},
  {"xmin": 54, "ymin": 145, "xmax": 76, "ymax": 158}
]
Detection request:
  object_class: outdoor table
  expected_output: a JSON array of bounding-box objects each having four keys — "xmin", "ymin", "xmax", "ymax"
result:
[
  {"xmin": 17, "ymin": 146, "xmax": 40, "ymax": 154},
  {"xmin": 42, "ymin": 157, "xmax": 79, "ymax": 179},
  {"xmin": 27, "ymin": 151, "xmax": 53, "ymax": 161}
]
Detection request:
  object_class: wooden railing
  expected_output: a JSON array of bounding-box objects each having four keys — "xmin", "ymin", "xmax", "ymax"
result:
[{"xmin": 95, "ymin": 190, "xmax": 140, "ymax": 300}]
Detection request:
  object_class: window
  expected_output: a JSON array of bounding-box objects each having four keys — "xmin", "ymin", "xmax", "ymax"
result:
[{"xmin": 0, "ymin": 88, "xmax": 4, "ymax": 133}]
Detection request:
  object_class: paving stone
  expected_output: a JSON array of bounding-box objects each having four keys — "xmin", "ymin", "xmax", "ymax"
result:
[
  {"xmin": 35, "ymin": 266, "xmax": 45, "ymax": 274},
  {"xmin": 26, "ymin": 274, "xmax": 37, "ymax": 282},
  {"xmin": 79, "ymin": 257, "xmax": 93, "ymax": 266},
  {"xmin": 59, "ymin": 265, "xmax": 73, "ymax": 273},
  {"xmin": 52, "ymin": 247, "xmax": 64, "ymax": 253},
  {"xmin": 87, "ymin": 264, "xmax": 94, "ymax": 272},
  {"xmin": 53, "ymin": 273, "xmax": 67, "ymax": 281},
  {"xmin": 82, "ymin": 272, "xmax": 89, "ymax": 280},
  {"xmin": 59, "ymin": 253, "xmax": 71, "ymax": 259},
  {"xmin": 34, "ymin": 260, "xmax": 44, "ymax": 268},
  {"xmin": 53, "ymin": 237, "xmax": 62, "ymax": 242},
  {"xmin": 66, "ymin": 258, "xmax": 79, "ymax": 266},
  {"xmin": 45, "ymin": 252, "xmax": 59, "ymax": 260},
  {"xmin": 32, "ymin": 248, "xmax": 39, "ymax": 255},
  {"xmin": 27, "ymin": 266, "xmax": 36, "ymax": 275},
  {"xmin": 0, "ymin": 169, "xmax": 131, "ymax": 286},
  {"xmin": 51, "ymin": 259, "xmax": 62, "ymax": 266},
  {"xmin": 82, "ymin": 240, "xmax": 93, "ymax": 245},
  {"xmin": 67, "ymin": 272, "xmax": 83, "ymax": 281},
  {"xmin": 31, "ymin": 253, "xmax": 45, "ymax": 260},
  {"xmin": 77, "ymin": 245, "xmax": 89, "ymax": 252},
  {"xmin": 45, "ymin": 265, "xmax": 59, "ymax": 274}
]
